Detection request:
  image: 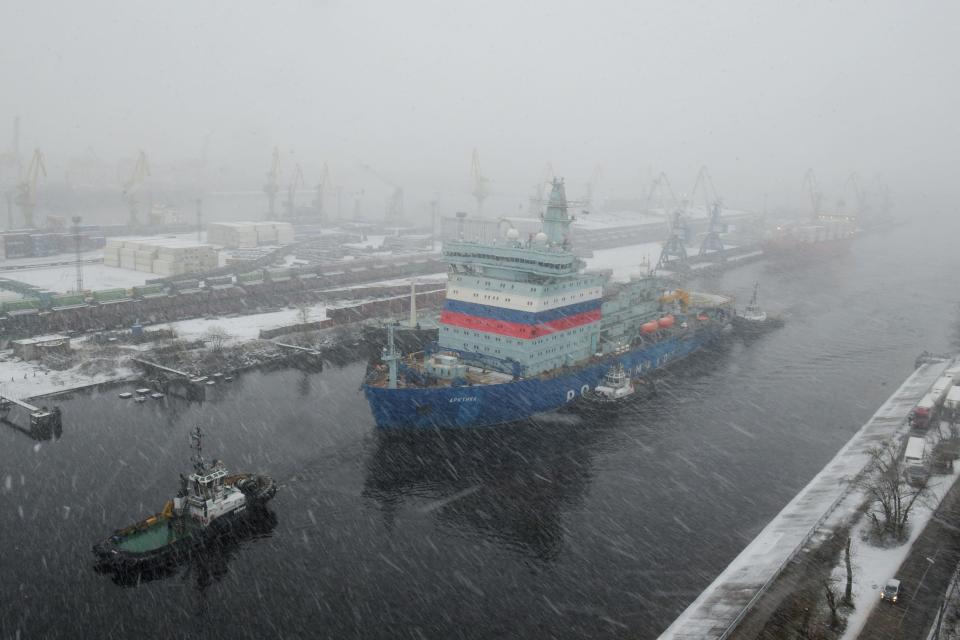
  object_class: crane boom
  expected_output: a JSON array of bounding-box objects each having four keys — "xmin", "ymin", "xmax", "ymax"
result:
[
  {"xmin": 15, "ymin": 149, "xmax": 46, "ymax": 228},
  {"xmin": 471, "ymin": 149, "xmax": 491, "ymax": 216},
  {"xmin": 361, "ymin": 163, "xmax": 403, "ymax": 221},
  {"xmin": 264, "ymin": 147, "xmax": 280, "ymax": 219}
]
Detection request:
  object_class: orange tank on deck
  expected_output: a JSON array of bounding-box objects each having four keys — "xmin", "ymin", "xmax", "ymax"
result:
[
  {"xmin": 641, "ymin": 321, "xmax": 659, "ymax": 333},
  {"xmin": 658, "ymin": 315, "xmax": 675, "ymax": 328}
]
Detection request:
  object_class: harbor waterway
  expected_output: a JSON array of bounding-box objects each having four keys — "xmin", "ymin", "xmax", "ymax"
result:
[{"xmin": 2, "ymin": 219, "xmax": 959, "ymax": 639}]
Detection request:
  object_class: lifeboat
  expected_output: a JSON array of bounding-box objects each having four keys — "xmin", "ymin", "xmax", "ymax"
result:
[
  {"xmin": 641, "ymin": 321, "xmax": 659, "ymax": 334},
  {"xmin": 658, "ymin": 315, "xmax": 675, "ymax": 328}
]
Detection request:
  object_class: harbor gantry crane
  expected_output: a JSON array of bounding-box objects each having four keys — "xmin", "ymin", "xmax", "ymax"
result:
[
  {"xmin": 361, "ymin": 164, "xmax": 403, "ymax": 222},
  {"xmin": 691, "ymin": 166, "xmax": 726, "ymax": 259},
  {"xmin": 657, "ymin": 209, "xmax": 689, "ymax": 272},
  {"xmin": 313, "ymin": 163, "xmax": 330, "ymax": 223},
  {"xmin": 802, "ymin": 169, "xmax": 823, "ymax": 218},
  {"xmin": 1, "ymin": 117, "xmax": 20, "ymax": 229},
  {"xmin": 843, "ymin": 172, "xmax": 867, "ymax": 221},
  {"xmin": 471, "ymin": 148, "xmax": 491, "ymax": 216},
  {"xmin": 582, "ymin": 163, "xmax": 602, "ymax": 214},
  {"xmin": 264, "ymin": 147, "xmax": 280, "ymax": 219},
  {"xmin": 528, "ymin": 163, "xmax": 555, "ymax": 217},
  {"xmin": 15, "ymin": 149, "xmax": 46, "ymax": 228},
  {"xmin": 283, "ymin": 163, "xmax": 304, "ymax": 220},
  {"xmin": 121, "ymin": 150, "xmax": 150, "ymax": 227}
]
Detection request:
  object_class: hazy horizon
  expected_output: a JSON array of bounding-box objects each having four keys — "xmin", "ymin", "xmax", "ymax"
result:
[{"xmin": 2, "ymin": 0, "xmax": 958, "ymax": 219}]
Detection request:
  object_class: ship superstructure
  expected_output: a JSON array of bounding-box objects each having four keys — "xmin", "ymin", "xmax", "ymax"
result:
[{"xmin": 363, "ymin": 178, "xmax": 732, "ymax": 429}]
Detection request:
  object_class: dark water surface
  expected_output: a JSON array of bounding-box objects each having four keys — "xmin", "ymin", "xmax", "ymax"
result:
[{"xmin": 2, "ymin": 219, "xmax": 958, "ymax": 639}]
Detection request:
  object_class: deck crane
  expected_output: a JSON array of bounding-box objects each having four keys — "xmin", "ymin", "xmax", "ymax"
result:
[
  {"xmin": 471, "ymin": 149, "xmax": 491, "ymax": 216},
  {"xmin": 691, "ymin": 166, "xmax": 726, "ymax": 259},
  {"xmin": 120, "ymin": 150, "xmax": 149, "ymax": 227},
  {"xmin": 283, "ymin": 163, "xmax": 304, "ymax": 220},
  {"xmin": 15, "ymin": 149, "xmax": 46, "ymax": 228},
  {"xmin": 263, "ymin": 147, "xmax": 280, "ymax": 219},
  {"xmin": 361, "ymin": 164, "xmax": 403, "ymax": 222},
  {"xmin": 313, "ymin": 163, "xmax": 331, "ymax": 223}
]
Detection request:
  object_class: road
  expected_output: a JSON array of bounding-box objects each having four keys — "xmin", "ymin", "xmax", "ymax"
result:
[{"xmin": 857, "ymin": 475, "xmax": 960, "ymax": 639}]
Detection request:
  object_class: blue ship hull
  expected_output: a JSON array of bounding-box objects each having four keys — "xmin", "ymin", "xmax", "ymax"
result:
[{"xmin": 364, "ymin": 327, "xmax": 721, "ymax": 429}]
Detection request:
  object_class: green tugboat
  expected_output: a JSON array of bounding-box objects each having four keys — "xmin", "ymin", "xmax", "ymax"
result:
[{"xmin": 93, "ymin": 426, "xmax": 277, "ymax": 570}]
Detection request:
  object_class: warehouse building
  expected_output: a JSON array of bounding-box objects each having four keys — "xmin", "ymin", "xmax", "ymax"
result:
[{"xmin": 206, "ymin": 221, "xmax": 295, "ymax": 249}]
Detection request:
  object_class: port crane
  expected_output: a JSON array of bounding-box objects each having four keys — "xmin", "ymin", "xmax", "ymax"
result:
[
  {"xmin": 1, "ymin": 118, "xmax": 20, "ymax": 229},
  {"xmin": 120, "ymin": 150, "xmax": 149, "ymax": 227},
  {"xmin": 843, "ymin": 172, "xmax": 867, "ymax": 221},
  {"xmin": 264, "ymin": 147, "xmax": 280, "ymax": 219},
  {"xmin": 313, "ymin": 163, "xmax": 330, "ymax": 223},
  {"xmin": 690, "ymin": 166, "xmax": 726, "ymax": 259},
  {"xmin": 528, "ymin": 163, "xmax": 555, "ymax": 217},
  {"xmin": 471, "ymin": 149, "xmax": 491, "ymax": 216},
  {"xmin": 361, "ymin": 164, "xmax": 403, "ymax": 222},
  {"xmin": 802, "ymin": 169, "xmax": 823, "ymax": 218},
  {"xmin": 283, "ymin": 163, "xmax": 304, "ymax": 220},
  {"xmin": 15, "ymin": 149, "xmax": 46, "ymax": 228},
  {"xmin": 582, "ymin": 163, "xmax": 602, "ymax": 214}
]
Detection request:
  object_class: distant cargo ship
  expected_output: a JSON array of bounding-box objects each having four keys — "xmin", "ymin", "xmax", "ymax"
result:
[
  {"xmin": 762, "ymin": 214, "xmax": 855, "ymax": 261},
  {"xmin": 362, "ymin": 178, "xmax": 733, "ymax": 429}
]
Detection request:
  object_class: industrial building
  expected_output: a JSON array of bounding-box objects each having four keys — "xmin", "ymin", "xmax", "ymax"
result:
[{"xmin": 11, "ymin": 334, "xmax": 71, "ymax": 361}]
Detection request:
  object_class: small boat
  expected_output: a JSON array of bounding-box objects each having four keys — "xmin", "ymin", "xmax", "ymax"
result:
[
  {"xmin": 134, "ymin": 396, "xmax": 148, "ymax": 403},
  {"xmin": 579, "ymin": 363, "xmax": 656, "ymax": 410},
  {"xmin": 223, "ymin": 376, "xmax": 234, "ymax": 382},
  {"xmin": 135, "ymin": 388, "xmax": 151, "ymax": 395},
  {"xmin": 212, "ymin": 372, "xmax": 224, "ymax": 379},
  {"xmin": 93, "ymin": 426, "xmax": 276, "ymax": 571},
  {"xmin": 205, "ymin": 380, "xmax": 216, "ymax": 386},
  {"xmin": 118, "ymin": 392, "xmax": 133, "ymax": 399},
  {"xmin": 150, "ymin": 392, "xmax": 165, "ymax": 399},
  {"xmin": 732, "ymin": 282, "xmax": 784, "ymax": 334}
]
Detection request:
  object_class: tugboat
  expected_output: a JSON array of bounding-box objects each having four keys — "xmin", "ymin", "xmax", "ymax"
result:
[
  {"xmin": 93, "ymin": 426, "xmax": 276, "ymax": 570},
  {"xmin": 578, "ymin": 363, "xmax": 656, "ymax": 410},
  {"xmin": 733, "ymin": 282, "xmax": 784, "ymax": 334}
]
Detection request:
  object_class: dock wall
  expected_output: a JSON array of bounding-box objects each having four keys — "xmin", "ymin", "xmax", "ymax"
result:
[{"xmin": 660, "ymin": 359, "xmax": 952, "ymax": 639}]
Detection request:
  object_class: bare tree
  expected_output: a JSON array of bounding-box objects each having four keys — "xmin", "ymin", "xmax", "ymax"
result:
[
  {"xmin": 844, "ymin": 537, "xmax": 854, "ymax": 607},
  {"xmin": 823, "ymin": 579, "xmax": 842, "ymax": 629},
  {"xmin": 859, "ymin": 441, "xmax": 932, "ymax": 542},
  {"xmin": 297, "ymin": 304, "xmax": 311, "ymax": 325},
  {"xmin": 201, "ymin": 325, "xmax": 231, "ymax": 352}
]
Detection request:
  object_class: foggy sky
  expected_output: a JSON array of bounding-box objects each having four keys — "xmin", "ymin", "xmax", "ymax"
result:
[{"xmin": 2, "ymin": 0, "xmax": 958, "ymax": 213}]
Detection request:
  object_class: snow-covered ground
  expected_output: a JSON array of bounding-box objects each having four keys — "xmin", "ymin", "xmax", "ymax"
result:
[
  {"xmin": 0, "ymin": 351, "xmax": 135, "ymax": 400},
  {"xmin": 157, "ymin": 302, "xmax": 330, "ymax": 345},
  {"xmin": 3, "ymin": 264, "xmax": 151, "ymax": 293},
  {"xmin": 661, "ymin": 359, "xmax": 951, "ymax": 640},
  {"xmin": 835, "ymin": 443, "xmax": 960, "ymax": 639},
  {"xmin": 343, "ymin": 234, "xmax": 387, "ymax": 250},
  {"xmin": 0, "ymin": 249, "xmax": 104, "ymax": 271},
  {"xmin": 584, "ymin": 241, "xmax": 663, "ymax": 279}
]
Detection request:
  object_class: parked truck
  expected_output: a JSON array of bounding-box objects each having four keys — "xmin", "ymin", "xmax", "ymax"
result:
[
  {"xmin": 903, "ymin": 436, "xmax": 929, "ymax": 485},
  {"xmin": 909, "ymin": 392, "xmax": 938, "ymax": 430}
]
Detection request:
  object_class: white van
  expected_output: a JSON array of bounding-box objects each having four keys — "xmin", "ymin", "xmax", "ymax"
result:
[{"xmin": 904, "ymin": 436, "xmax": 929, "ymax": 485}]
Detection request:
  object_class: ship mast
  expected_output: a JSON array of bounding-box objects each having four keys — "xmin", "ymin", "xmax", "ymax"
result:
[{"xmin": 190, "ymin": 425, "xmax": 206, "ymax": 474}]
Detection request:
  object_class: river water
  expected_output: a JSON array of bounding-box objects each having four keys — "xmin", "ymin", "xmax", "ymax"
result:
[{"xmin": 2, "ymin": 219, "xmax": 958, "ymax": 639}]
